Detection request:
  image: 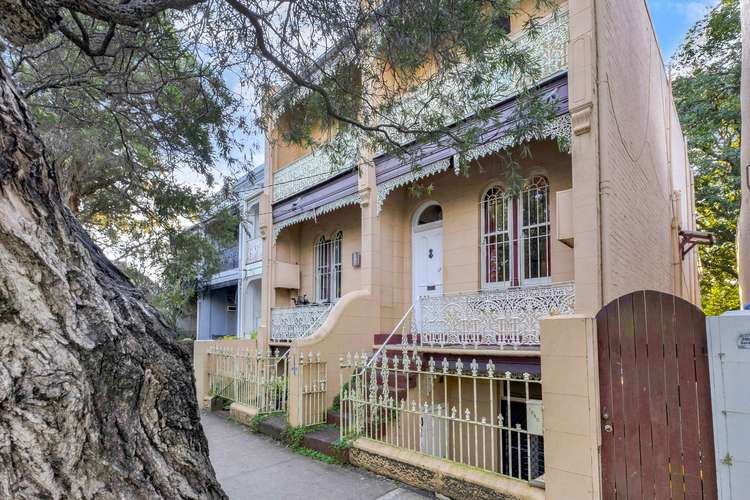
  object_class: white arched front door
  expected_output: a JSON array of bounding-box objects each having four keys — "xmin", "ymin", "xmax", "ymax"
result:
[{"xmin": 412, "ymin": 203, "xmax": 443, "ymax": 326}]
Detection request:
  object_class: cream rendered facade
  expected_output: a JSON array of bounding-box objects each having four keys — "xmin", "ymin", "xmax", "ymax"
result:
[
  {"xmin": 259, "ymin": 0, "xmax": 697, "ymax": 370},
  {"xmin": 250, "ymin": 1, "xmax": 698, "ymax": 496}
]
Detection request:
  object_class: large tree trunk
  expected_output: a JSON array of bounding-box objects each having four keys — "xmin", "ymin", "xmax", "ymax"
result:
[
  {"xmin": 740, "ymin": 0, "xmax": 750, "ymax": 307},
  {"xmin": 0, "ymin": 60, "xmax": 225, "ymax": 498}
]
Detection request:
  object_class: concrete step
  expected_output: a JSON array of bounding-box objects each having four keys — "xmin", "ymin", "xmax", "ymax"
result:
[
  {"xmin": 257, "ymin": 415, "xmax": 288, "ymax": 440},
  {"xmin": 302, "ymin": 425, "xmax": 348, "ymax": 462},
  {"xmin": 327, "ymin": 409, "xmax": 345, "ymax": 426}
]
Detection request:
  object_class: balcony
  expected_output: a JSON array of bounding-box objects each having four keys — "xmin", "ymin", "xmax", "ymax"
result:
[
  {"xmin": 272, "ymin": 133, "xmax": 358, "ymax": 203},
  {"xmin": 384, "ymin": 9, "xmax": 568, "ymax": 142},
  {"xmin": 217, "ymin": 246, "xmax": 239, "ymax": 273},
  {"xmin": 270, "ymin": 303, "xmax": 333, "ymax": 343},
  {"xmin": 246, "ymin": 236, "xmax": 262, "ymax": 264},
  {"xmin": 409, "ymin": 282, "xmax": 575, "ymax": 350}
]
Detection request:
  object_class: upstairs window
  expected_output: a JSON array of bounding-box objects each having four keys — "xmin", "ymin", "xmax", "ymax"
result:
[
  {"xmin": 314, "ymin": 231, "xmax": 343, "ymax": 302},
  {"xmin": 481, "ymin": 186, "xmax": 512, "ymax": 285},
  {"xmin": 521, "ymin": 176, "xmax": 550, "ymax": 282},
  {"xmin": 480, "ymin": 176, "xmax": 551, "ymax": 288}
]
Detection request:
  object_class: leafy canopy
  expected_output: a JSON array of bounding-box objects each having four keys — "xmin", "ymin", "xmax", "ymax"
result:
[
  {"xmin": 672, "ymin": 0, "xmax": 740, "ymax": 314},
  {"xmin": 0, "ymin": 0, "xmax": 563, "ymax": 322}
]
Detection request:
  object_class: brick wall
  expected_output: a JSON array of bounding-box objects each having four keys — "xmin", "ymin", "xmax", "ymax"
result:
[{"xmin": 595, "ymin": 0, "xmax": 698, "ymax": 305}]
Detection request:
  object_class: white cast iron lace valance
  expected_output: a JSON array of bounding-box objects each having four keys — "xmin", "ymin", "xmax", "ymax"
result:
[
  {"xmin": 376, "ymin": 113, "xmax": 571, "ymax": 214},
  {"xmin": 272, "ymin": 192, "xmax": 360, "ymax": 243}
]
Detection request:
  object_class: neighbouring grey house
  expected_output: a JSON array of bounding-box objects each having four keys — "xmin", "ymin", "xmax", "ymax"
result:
[{"xmin": 194, "ymin": 165, "xmax": 264, "ymax": 340}]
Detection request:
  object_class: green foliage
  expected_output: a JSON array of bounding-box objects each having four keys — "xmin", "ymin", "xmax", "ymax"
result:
[
  {"xmin": 248, "ymin": 413, "xmax": 271, "ymax": 433},
  {"xmin": 332, "ymin": 435, "xmax": 354, "ymax": 451},
  {"xmin": 4, "ymin": 11, "xmax": 249, "ymax": 325},
  {"xmin": 268, "ymin": 0, "xmax": 562, "ymax": 182},
  {"xmin": 281, "ymin": 423, "xmax": 327, "ymax": 448},
  {"xmin": 330, "ymin": 381, "xmax": 349, "ymax": 413},
  {"xmin": 672, "ymin": 0, "xmax": 740, "ymax": 314},
  {"xmin": 281, "ymin": 423, "xmax": 343, "ymax": 464},
  {"xmin": 292, "ymin": 447, "xmax": 341, "ymax": 464}
]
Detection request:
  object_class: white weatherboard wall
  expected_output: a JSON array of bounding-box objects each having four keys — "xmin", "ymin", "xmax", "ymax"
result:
[{"xmin": 708, "ymin": 310, "xmax": 750, "ymax": 499}]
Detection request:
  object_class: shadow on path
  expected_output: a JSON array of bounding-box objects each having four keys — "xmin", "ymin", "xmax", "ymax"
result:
[{"xmin": 201, "ymin": 412, "xmax": 432, "ymax": 500}]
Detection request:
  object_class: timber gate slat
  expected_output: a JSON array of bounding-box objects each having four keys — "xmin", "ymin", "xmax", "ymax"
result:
[
  {"xmin": 633, "ymin": 293, "xmax": 654, "ymax": 499},
  {"xmin": 596, "ymin": 291, "xmax": 718, "ymax": 500},
  {"xmin": 662, "ymin": 292, "xmax": 685, "ymax": 500},
  {"xmin": 598, "ymin": 302, "xmax": 616, "ymax": 497},
  {"xmin": 645, "ymin": 291, "xmax": 670, "ymax": 500}
]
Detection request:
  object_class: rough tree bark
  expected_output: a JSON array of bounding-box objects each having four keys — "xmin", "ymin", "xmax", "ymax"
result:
[
  {"xmin": 740, "ymin": 0, "xmax": 750, "ymax": 306},
  {"xmin": 0, "ymin": 58, "xmax": 225, "ymax": 499}
]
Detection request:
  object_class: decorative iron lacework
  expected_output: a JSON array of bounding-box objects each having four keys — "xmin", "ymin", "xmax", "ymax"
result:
[
  {"xmin": 273, "ymin": 10, "xmax": 568, "ymax": 205},
  {"xmin": 376, "ymin": 114, "xmax": 570, "ymax": 214},
  {"xmin": 271, "ymin": 304, "xmax": 333, "ymax": 343},
  {"xmin": 465, "ymin": 113, "xmax": 571, "ymax": 162},
  {"xmin": 272, "ymin": 192, "xmax": 360, "ymax": 242},
  {"xmin": 416, "ymin": 281, "xmax": 575, "ymax": 348},
  {"xmin": 272, "ymin": 135, "xmax": 358, "ymax": 202},
  {"xmin": 375, "ymin": 158, "xmax": 451, "ymax": 213},
  {"xmin": 382, "ymin": 10, "xmax": 569, "ymax": 144}
]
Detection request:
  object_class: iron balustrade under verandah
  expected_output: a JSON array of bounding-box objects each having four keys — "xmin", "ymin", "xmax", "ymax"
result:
[
  {"xmin": 403, "ymin": 281, "xmax": 575, "ymax": 350},
  {"xmin": 207, "ymin": 348, "xmax": 328, "ymax": 426},
  {"xmin": 339, "ymin": 352, "xmax": 545, "ymax": 483},
  {"xmin": 270, "ymin": 303, "xmax": 333, "ymax": 343}
]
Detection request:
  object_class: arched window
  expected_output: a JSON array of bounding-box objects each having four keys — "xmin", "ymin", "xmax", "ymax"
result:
[
  {"xmin": 481, "ymin": 186, "xmax": 512, "ymax": 285},
  {"xmin": 314, "ymin": 231, "xmax": 343, "ymax": 302},
  {"xmin": 417, "ymin": 204, "xmax": 443, "ymax": 226},
  {"xmin": 480, "ymin": 176, "xmax": 551, "ymax": 288},
  {"xmin": 521, "ymin": 176, "xmax": 550, "ymax": 282}
]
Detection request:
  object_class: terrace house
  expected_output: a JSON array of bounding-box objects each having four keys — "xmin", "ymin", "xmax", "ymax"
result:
[
  {"xmin": 202, "ymin": 1, "xmax": 703, "ymax": 497},
  {"xmin": 194, "ymin": 165, "xmax": 265, "ymax": 340}
]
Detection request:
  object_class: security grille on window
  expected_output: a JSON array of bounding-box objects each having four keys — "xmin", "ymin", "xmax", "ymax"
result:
[
  {"xmin": 481, "ymin": 176, "xmax": 550, "ymax": 287},
  {"xmin": 314, "ymin": 231, "xmax": 342, "ymax": 303}
]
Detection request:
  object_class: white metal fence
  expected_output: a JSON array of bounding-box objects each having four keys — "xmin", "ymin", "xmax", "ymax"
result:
[
  {"xmin": 271, "ymin": 304, "xmax": 333, "ymax": 343},
  {"xmin": 292, "ymin": 352, "xmax": 328, "ymax": 426},
  {"xmin": 207, "ymin": 348, "xmax": 288, "ymax": 414},
  {"xmin": 339, "ymin": 352, "xmax": 544, "ymax": 482}
]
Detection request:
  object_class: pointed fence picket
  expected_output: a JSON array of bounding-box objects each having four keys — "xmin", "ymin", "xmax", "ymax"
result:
[
  {"xmin": 207, "ymin": 348, "xmax": 288, "ymax": 415},
  {"xmin": 339, "ymin": 351, "xmax": 544, "ymax": 482},
  {"xmin": 292, "ymin": 352, "xmax": 328, "ymax": 426}
]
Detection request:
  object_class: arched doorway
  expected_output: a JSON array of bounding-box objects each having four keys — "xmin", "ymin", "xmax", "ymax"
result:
[{"xmin": 412, "ymin": 202, "xmax": 443, "ymax": 314}]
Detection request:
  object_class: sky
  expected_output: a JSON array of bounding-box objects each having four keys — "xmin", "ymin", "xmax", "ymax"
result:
[{"xmin": 647, "ymin": 0, "xmax": 720, "ymax": 59}]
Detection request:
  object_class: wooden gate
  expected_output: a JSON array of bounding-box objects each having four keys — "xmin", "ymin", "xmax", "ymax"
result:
[{"xmin": 596, "ymin": 290, "xmax": 717, "ymax": 499}]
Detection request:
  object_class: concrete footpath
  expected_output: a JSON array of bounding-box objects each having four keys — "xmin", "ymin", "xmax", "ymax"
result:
[{"xmin": 201, "ymin": 412, "xmax": 431, "ymax": 500}]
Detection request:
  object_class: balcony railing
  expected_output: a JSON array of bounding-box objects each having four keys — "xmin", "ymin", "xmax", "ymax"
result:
[
  {"xmin": 384, "ymin": 9, "xmax": 568, "ymax": 143},
  {"xmin": 272, "ymin": 134, "xmax": 358, "ymax": 203},
  {"xmin": 246, "ymin": 236, "xmax": 262, "ymax": 264},
  {"xmin": 409, "ymin": 282, "xmax": 575, "ymax": 349},
  {"xmin": 217, "ymin": 246, "xmax": 239, "ymax": 272},
  {"xmin": 270, "ymin": 303, "xmax": 333, "ymax": 343}
]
